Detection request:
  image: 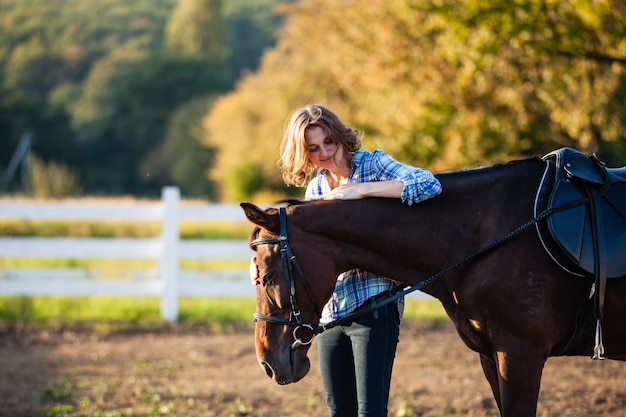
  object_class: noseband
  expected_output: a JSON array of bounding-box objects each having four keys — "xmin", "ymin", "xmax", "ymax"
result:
[{"xmin": 250, "ymin": 207, "xmax": 322, "ymax": 350}]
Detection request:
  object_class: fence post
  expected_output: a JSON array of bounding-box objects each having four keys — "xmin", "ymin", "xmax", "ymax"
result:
[{"xmin": 160, "ymin": 186, "xmax": 180, "ymax": 321}]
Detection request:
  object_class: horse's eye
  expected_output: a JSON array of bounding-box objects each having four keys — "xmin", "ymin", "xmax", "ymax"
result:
[{"xmin": 261, "ymin": 271, "xmax": 276, "ymax": 286}]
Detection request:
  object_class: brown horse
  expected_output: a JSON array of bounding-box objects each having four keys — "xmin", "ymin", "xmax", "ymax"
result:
[{"xmin": 241, "ymin": 155, "xmax": 626, "ymax": 417}]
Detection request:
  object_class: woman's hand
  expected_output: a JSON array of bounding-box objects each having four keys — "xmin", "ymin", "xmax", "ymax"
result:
[
  {"xmin": 322, "ymin": 180, "xmax": 404, "ymax": 200},
  {"xmin": 321, "ymin": 183, "xmax": 364, "ymax": 200}
]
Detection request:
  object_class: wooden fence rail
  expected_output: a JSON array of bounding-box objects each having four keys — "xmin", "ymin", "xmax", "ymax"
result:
[{"xmin": 0, "ymin": 187, "xmax": 253, "ymax": 321}]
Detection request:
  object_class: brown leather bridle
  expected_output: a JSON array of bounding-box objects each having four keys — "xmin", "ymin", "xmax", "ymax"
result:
[{"xmin": 250, "ymin": 207, "xmax": 322, "ymax": 350}]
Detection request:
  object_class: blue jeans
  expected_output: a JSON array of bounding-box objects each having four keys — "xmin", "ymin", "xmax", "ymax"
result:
[{"xmin": 317, "ymin": 302, "xmax": 401, "ymax": 417}]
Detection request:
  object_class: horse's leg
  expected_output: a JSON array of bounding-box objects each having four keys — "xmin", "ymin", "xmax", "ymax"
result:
[
  {"xmin": 495, "ymin": 347, "xmax": 546, "ymax": 417},
  {"xmin": 479, "ymin": 354, "xmax": 502, "ymax": 413}
]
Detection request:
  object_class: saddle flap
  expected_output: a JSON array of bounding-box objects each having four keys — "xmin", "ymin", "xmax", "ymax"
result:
[
  {"xmin": 547, "ymin": 180, "xmax": 591, "ymax": 271},
  {"xmin": 547, "ymin": 172, "xmax": 626, "ymax": 278},
  {"xmin": 603, "ymin": 189, "xmax": 626, "ymax": 219}
]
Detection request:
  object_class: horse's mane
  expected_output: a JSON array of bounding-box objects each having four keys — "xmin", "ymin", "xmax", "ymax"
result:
[
  {"xmin": 273, "ymin": 198, "xmax": 307, "ymax": 206},
  {"xmin": 435, "ymin": 156, "xmax": 542, "ymax": 180},
  {"xmin": 259, "ymin": 157, "xmax": 543, "ymax": 214}
]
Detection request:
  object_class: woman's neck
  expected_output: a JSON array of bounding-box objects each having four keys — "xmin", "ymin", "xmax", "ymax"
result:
[{"xmin": 325, "ymin": 167, "xmax": 350, "ymax": 189}]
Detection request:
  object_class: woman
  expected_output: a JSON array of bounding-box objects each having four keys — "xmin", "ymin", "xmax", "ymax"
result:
[{"xmin": 255, "ymin": 104, "xmax": 442, "ymax": 417}]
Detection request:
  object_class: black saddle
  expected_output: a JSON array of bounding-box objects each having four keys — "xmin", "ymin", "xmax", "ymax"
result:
[
  {"xmin": 535, "ymin": 147, "xmax": 626, "ymax": 278},
  {"xmin": 535, "ymin": 147, "xmax": 626, "ymax": 358}
]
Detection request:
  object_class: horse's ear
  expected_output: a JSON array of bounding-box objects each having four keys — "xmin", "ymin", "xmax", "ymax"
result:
[{"xmin": 240, "ymin": 202, "xmax": 279, "ymax": 234}]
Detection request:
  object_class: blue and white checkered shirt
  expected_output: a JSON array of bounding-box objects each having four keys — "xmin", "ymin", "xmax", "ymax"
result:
[{"xmin": 305, "ymin": 149, "xmax": 442, "ymax": 322}]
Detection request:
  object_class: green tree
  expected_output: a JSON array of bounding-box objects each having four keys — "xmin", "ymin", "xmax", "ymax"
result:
[
  {"xmin": 0, "ymin": 0, "xmax": 177, "ymax": 194},
  {"xmin": 74, "ymin": 51, "xmax": 232, "ymax": 195},
  {"xmin": 223, "ymin": 0, "xmax": 293, "ymax": 76},
  {"xmin": 203, "ymin": 0, "xmax": 626, "ymax": 201},
  {"xmin": 166, "ymin": 0, "xmax": 228, "ymax": 64},
  {"xmin": 140, "ymin": 96, "xmax": 219, "ymax": 198},
  {"xmin": 417, "ymin": 0, "xmax": 626, "ymax": 166},
  {"xmin": 1, "ymin": 0, "xmax": 287, "ymax": 197}
]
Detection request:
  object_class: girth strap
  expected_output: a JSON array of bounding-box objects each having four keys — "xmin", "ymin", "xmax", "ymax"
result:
[{"xmin": 585, "ymin": 185, "xmax": 607, "ymax": 359}]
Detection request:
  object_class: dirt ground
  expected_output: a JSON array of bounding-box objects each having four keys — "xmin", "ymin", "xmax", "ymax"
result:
[{"xmin": 1, "ymin": 319, "xmax": 625, "ymax": 417}]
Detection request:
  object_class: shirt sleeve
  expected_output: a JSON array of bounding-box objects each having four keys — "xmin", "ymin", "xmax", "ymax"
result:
[
  {"xmin": 369, "ymin": 149, "xmax": 442, "ymax": 205},
  {"xmin": 305, "ymin": 174, "xmax": 327, "ymax": 200},
  {"xmin": 305, "ymin": 180, "xmax": 317, "ymax": 200}
]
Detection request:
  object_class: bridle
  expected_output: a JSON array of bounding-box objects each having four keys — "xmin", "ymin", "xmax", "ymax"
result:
[{"xmin": 250, "ymin": 207, "xmax": 322, "ymax": 350}]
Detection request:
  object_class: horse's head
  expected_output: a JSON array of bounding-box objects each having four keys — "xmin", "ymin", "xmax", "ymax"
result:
[{"xmin": 241, "ymin": 202, "xmax": 337, "ymax": 384}]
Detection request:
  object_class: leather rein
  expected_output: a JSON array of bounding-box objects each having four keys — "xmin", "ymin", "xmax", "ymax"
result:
[{"xmin": 250, "ymin": 200, "xmax": 588, "ymax": 350}]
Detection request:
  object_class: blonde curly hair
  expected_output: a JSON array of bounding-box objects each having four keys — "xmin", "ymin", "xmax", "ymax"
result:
[{"xmin": 278, "ymin": 104, "xmax": 362, "ymax": 187}]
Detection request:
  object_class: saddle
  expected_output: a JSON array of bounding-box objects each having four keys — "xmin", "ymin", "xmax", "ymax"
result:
[
  {"xmin": 535, "ymin": 147, "xmax": 626, "ymax": 358},
  {"xmin": 536, "ymin": 148, "xmax": 626, "ymax": 278}
]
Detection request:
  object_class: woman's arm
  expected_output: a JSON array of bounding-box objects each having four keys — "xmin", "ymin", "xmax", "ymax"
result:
[{"xmin": 321, "ymin": 180, "xmax": 403, "ymax": 200}]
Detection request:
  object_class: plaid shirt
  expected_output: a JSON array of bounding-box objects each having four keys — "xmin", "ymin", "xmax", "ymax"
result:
[{"xmin": 305, "ymin": 149, "xmax": 442, "ymax": 322}]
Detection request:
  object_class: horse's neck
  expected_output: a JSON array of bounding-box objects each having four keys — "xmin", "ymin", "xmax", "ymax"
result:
[
  {"xmin": 298, "ymin": 158, "xmax": 545, "ymax": 286},
  {"xmin": 298, "ymin": 198, "xmax": 454, "ymax": 283}
]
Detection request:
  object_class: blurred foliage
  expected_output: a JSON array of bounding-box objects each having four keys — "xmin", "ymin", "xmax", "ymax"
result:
[
  {"xmin": 1, "ymin": 0, "xmax": 624, "ymax": 201},
  {"xmin": 166, "ymin": 0, "xmax": 228, "ymax": 63},
  {"xmin": 0, "ymin": 0, "xmax": 289, "ymax": 198},
  {"xmin": 72, "ymin": 51, "xmax": 232, "ymax": 195},
  {"xmin": 223, "ymin": 0, "xmax": 288, "ymax": 76},
  {"xmin": 28, "ymin": 155, "xmax": 82, "ymax": 198},
  {"xmin": 139, "ymin": 95, "xmax": 219, "ymax": 197},
  {"xmin": 203, "ymin": 0, "xmax": 626, "ymax": 201}
]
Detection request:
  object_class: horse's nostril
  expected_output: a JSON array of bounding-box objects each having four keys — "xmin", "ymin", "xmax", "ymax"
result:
[{"xmin": 261, "ymin": 362, "xmax": 274, "ymax": 378}]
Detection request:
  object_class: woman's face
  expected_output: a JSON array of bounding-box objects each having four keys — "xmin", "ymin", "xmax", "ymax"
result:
[{"xmin": 304, "ymin": 125, "xmax": 345, "ymax": 171}]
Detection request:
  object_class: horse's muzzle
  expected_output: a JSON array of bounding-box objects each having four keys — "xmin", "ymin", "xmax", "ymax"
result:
[{"xmin": 258, "ymin": 347, "xmax": 311, "ymax": 385}]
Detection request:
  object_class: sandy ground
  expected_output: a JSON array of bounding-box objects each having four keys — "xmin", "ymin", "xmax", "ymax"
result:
[{"xmin": 1, "ymin": 319, "xmax": 625, "ymax": 417}]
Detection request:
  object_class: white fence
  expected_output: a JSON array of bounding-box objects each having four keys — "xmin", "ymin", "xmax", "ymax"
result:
[{"xmin": 0, "ymin": 187, "xmax": 253, "ymax": 321}]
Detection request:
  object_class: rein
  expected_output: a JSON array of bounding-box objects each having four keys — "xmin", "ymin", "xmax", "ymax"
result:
[{"xmin": 251, "ymin": 198, "xmax": 589, "ymax": 349}]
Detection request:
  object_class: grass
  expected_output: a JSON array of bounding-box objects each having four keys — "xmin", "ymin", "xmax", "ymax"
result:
[
  {"xmin": 0, "ymin": 296, "xmax": 257, "ymax": 323},
  {"xmin": 0, "ymin": 219, "xmax": 251, "ymax": 239},
  {"xmin": 0, "ymin": 295, "xmax": 446, "ymax": 326},
  {"xmin": 403, "ymin": 297, "xmax": 447, "ymax": 321},
  {"xmin": 0, "ymin": 257, "xmax": 250, "ymax": 270}
]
